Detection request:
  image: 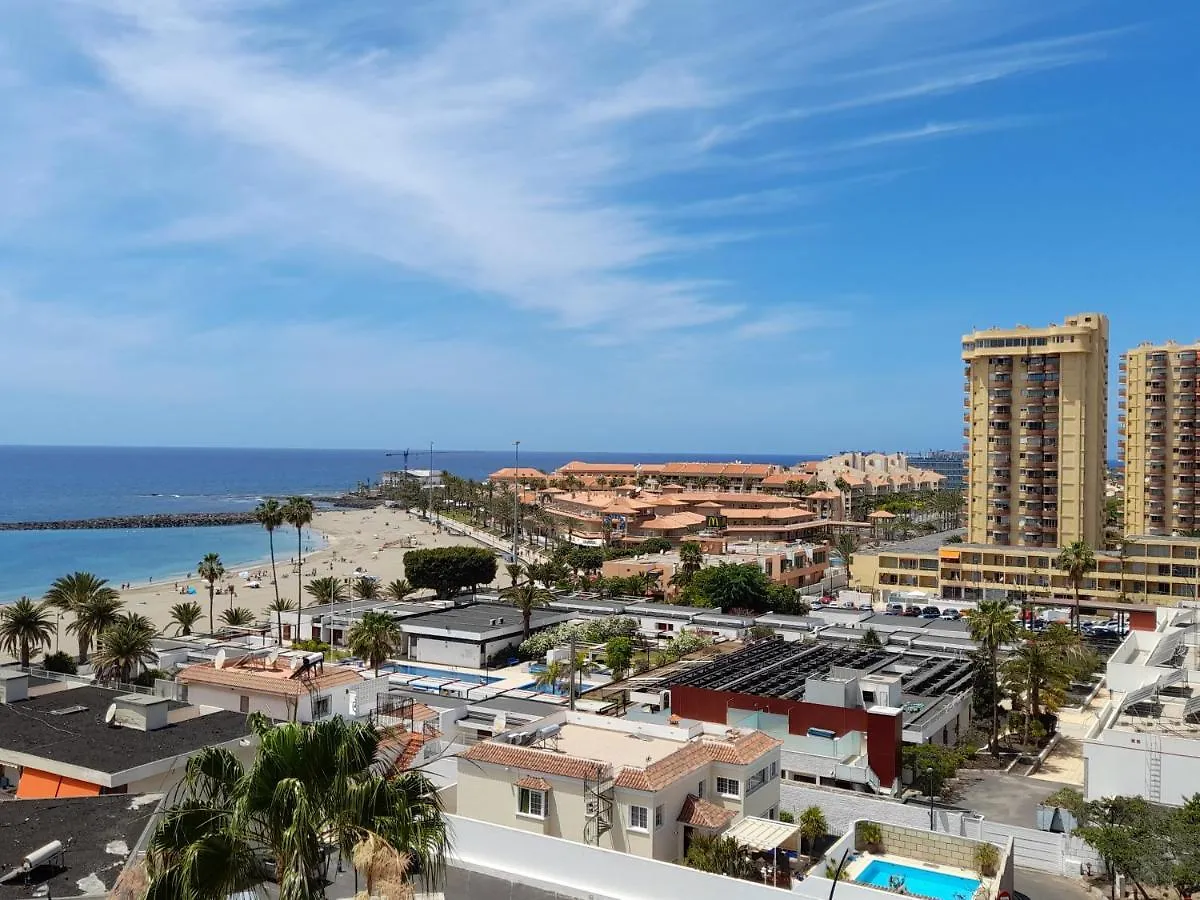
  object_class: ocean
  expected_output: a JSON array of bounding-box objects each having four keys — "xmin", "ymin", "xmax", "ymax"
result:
[{"xmin": 0, "ymin": 446, "xmax": 812, "ymax": 600}]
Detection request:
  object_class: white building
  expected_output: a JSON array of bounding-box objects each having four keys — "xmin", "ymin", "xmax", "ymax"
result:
[
  {"xmin": 401, "ymin": 603, "xmax": 573, "ymax": 668},
  {"xmin": 456, "ymin": 709, "xmax": 782, "ymax": 862}
]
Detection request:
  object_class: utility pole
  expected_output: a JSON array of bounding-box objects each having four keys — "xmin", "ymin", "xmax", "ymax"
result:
[
  {"xmin": 568, "ymin": 631, "xmax": 577, "ymax": 711},
  {"xmin": 513, "ymin": 440, "xmax": 521, "ymax": 565},
  {"xmin": 428, "ymin": 442, "xmax": 435, "ymax": 524}
]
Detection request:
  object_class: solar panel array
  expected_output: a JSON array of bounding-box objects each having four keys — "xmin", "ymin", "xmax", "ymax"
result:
[
  {"xmin": 1183, "ymin": 694, "xmax": 1200, "ymax": 720},
  {"xmin": 1146, "ymin": 630, "xmax": 1186, "ymax": 667},
  {"xmin": 1119, "ymin": 681, "xmax": 1159, "ymax": 714}
]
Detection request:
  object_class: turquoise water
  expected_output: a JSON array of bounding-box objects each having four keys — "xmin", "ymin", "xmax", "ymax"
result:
[
  {"xmin": 381, "ymin": 664, "xmax": 500, "ymax": 684},
  {"xmin": 856, "ymin": 860, "xmax": 980, "ymax": 900},
  {"xmin": 0, "ymin": 525, "xmax": 317, "ymax": 601},
  {"xmin": 518, "ymin": 680, "xmax": 597, "ymax": 696}
]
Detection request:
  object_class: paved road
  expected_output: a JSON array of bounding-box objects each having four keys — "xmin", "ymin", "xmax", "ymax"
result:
[
  {"xmin": 953, "ymin": 771, "xmax": 1071, "ymax": 827},
  {"xmin": 1015, "ymin": 867, "xmax": 1095, "ymax": 900}
]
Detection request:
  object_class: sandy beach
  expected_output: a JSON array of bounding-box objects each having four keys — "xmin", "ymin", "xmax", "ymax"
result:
[{"xmin": 43, "ymin": 507, "xmax": 512, "ymax": 652}]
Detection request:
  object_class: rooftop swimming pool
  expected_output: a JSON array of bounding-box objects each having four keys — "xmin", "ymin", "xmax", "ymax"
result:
[
  {"xmin": 381, "ymin": 664, "xmax": 501, "ymax": 684},
  {"xmin": 518, "ymin": 681, "xmax": 597, "ymax": 696},
  {"xmin": 855, "ymin": 860, "xmax": 980, "ymax": 900}
]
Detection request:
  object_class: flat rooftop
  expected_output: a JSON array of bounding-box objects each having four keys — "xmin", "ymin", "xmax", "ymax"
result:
[
  {"xmin": 860, "ymin": 528, "xmax": 966, "ymax": 555},
  {"xmin": 0, "ymin": 685, "xmax": 250, "ymax": 776},
  {"xmin": 666, "ymin": 639, "xmax": 974, "ymax": 709},
  {"xmin": 0, "ymin": 795, "xmax": 154, "ymax": 897},
  {"xmin": 402, "ymin": 603, "xmax": 569, "ymax": 635},
  {"xmin": 552, "ymin": 721, "xmax": 683, "ymax": 769}
]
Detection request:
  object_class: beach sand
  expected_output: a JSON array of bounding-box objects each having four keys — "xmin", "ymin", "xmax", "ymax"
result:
[{"xmin": 42, "ymin": 507, "xmax": 514, "ymax": 653}]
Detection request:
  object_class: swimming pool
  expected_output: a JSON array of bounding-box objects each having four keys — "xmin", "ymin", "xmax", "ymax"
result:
[
  {"xmin": 855, "ymin": 860, "xmax": 980, "ymax": 900},
  {"xmin": 382, "ymin": 664, "xmax": 501, "ymax": 684},
  {"xmin": 518, "ymin": 681, "xmax": 597, "ymax": 696}
]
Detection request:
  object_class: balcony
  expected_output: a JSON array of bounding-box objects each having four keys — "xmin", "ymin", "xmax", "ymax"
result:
[{"xmin": 989, "ymin": 405, "xmax": 1012, "ymax": 419}]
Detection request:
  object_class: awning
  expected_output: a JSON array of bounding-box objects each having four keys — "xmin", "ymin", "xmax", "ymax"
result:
[
  {"xmin": 15, "ymin": 768, "xmax": 101, "ymax": 799},
  {"xmin": 723, "ymin": 816, "xmax": 800, "ymax": 851}
]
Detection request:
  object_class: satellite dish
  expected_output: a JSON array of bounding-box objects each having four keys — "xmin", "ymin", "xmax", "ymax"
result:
[
  {"xmin": 104, "ymin": 704, "xmax": 117, "ymax": 726},
  {"xmin": 266, "ymin": 650, "xmax": 280, "ymax": 667},
  {"xmin": 214, "ymin": 650, "xmax": 227, "ymax": 669}
]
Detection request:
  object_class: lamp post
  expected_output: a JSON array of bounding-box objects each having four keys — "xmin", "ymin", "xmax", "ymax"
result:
[
  {"xmin": 927, "ymin": 766, "xmax": 936, "ymax": 830},
  {"xmin": 512, "ymin": 440, "xmax": 521, "ymax": 565}
]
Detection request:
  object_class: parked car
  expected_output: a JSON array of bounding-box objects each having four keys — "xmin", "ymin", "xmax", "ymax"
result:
[
  {"xmin": 886, "ymin": 603, "xmax": 905, "ymax": 616},
  {"xmin": 903, "ymin": 605, "xmax": 922, "ymax": 617},
  {"xmin": 921, "ymin": 606, "xmax": 941, "ymax": 619},
  {"xmin": 840, "ymin": 600, "xmax": 856, "ymax": 609},
  {"xmin": 858, "ymin": 601, "xmax": 875, "ymax": 611},
  {"xmin": 939, "ymin": 609, "xmax": 962, "ymax": 621},
  {"xmin": 816, "ymin": 595, "xmax": 835, "ymax": 606}
]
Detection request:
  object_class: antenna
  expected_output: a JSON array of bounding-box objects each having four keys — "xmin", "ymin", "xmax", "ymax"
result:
[{"xmin": 104, "ymin": 704, "xmax": 118, "ymax": 726}]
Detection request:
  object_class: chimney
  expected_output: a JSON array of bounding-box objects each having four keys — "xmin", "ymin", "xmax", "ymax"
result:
[
  {"xmin": 0, "ymin": 671, "xmax": 28, "ymax": 703},
  {"xmin": 114, "ymin": 694, "xmax": 171, "ymax": 731}
]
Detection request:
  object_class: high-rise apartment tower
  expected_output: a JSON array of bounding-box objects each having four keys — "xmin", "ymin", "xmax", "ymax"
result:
[
  {"xmin": 1119, "ymin": 341, "xmax": 1200, "ymax": 536},
  {"xmin": 962, "ymin": 313, "xmax": 1109, "ymax": 548}
]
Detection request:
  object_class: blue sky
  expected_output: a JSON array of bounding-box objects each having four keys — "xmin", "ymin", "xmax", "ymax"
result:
[{"xmin": 1, "ymin": 1, "xmax": 1196, "ymax": 454}]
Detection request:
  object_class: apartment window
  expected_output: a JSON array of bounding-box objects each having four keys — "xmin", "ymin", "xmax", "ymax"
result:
[
  {"xmin": 517, "ymin": 787, "xmax": 546, "ymax": 819},
  {"xmin": 655, "ymin": 805, "xmax": 664, "ymax": 828},
  {"xmin": 770, "ymin": 761, "xmax": 779, "ymax": 780},
  {"xmin": 747, "ymin": 767, "xmax": 769, "ymax": 796},
  {"xmin": 697, "ymin": 779, "xmax": 706, "ymax": 798},
  {"xmin": 312, "ymin": 696, "xmax": 331, "ymax": 719},
  {"xmin": 716, "ymin": 777, "xmax": 740, "ymax": 798},
  {"xmin": 239, "ymin": 695, "xmax": 250, "ymax": 714},
  {"xmin": 629, "ymin": 805, "xmax": 649, "ymax": 832}
]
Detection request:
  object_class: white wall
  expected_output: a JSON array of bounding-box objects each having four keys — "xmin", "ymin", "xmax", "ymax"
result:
[
  {"xmin": 1085, "ymin": 729, "xmax": 1200, "ymax": 805},
  {"xmin": 410, "ymin": 636, "xmax": 480, "ymax": 667}
]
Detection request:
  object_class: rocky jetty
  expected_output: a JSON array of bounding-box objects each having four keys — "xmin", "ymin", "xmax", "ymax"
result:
[{"xmin": 0, "ymin": 512, "xmax": 259, "ymax": 531}]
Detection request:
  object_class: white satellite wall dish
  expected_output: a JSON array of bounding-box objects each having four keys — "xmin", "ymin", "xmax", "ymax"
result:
[
  {"xmin": 104, "ymin": 704, "xmax": 118, "ymax": 726},
  {"xmin": 214, "ymin": 650, "xmax": 227, "ymax": 669}
]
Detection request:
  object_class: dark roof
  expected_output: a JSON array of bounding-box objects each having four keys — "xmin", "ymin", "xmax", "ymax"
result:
[
  {"xmin": 469, "ymin": 695, "xmax": 564, "ymax": 717},
  {"xmin": 0, "ymin": 686, "xmax": 250, "ymax": 778},
  {"xmin": 401, "ymin": 603, "xmax": 570, "ymax": 636},
  {"xmin": 0, "ymin": 795, "xmax": 154, "ymax": 897}
]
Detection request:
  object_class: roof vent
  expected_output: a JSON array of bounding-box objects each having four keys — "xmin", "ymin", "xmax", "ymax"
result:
[
  {"xmin": 113, "ymin": 694, "xmax": 170, "ymax": 732},
  {"xmin": 0, "ymin": 672, "xmax": 29, "ymax": 704}
]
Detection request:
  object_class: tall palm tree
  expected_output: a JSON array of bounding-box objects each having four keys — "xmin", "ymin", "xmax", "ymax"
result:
[
  {"xmin": 44, "ymin": 571, "xmax": 120, "ymax": 661},
  {"xmin": 834, "ymin": 533, "xmax": 859, "ymax": 584},
  {"xmin": 93, "ymin": 620, "xmax": 156, "ymax": 683},
  {"xmin": 504, "ymin": 562, "xmax": 525, "ymax": 588},
  {"xmin": 799, "ymin": 805, "xmax": 829, "ymax": 856},
  {"xmin": 353, "ymin": 577, "xmax": 381, "ymax": 601},
  {"xmin": 964, "ymin": 599, "xmax": 1020, "ymax": 757},
  {"xmin": 197, "ymin": 552, "xmax": 225, "ymax": 635},
  {"xmin": 254, "ymin": 498, "xmax": 286, "ymax": 609},
  {"xmin": 305, "ymin": 576, "xmax": 347, "ymax": 606},
  {"xmin": 220, "ymin": 607, "xmax": 257, "ymax": 628},
  {"xmin": 385, "ymin": 579, "xmax": 415, "ymax": 603},
  {"xmin": 1003, "ymin": 634, "xmax": 1074, "ymax": 744},
  {"xmin": 118, "ymin": 611, "xmax": 158, "ymax": 638},
  {"xmin": 499, "ymin": 580, "xmax": 552, "ymax": 640},
  {"xmin": 0, "ymin": 597, "xmax": 54, "ymax": 667},
  {"xmin": 145, "ymin": 716, "xmax": 449, "ymax": 899},
  {"xmin": 674, "ymin": 541, "xmax": 703, "ymax": 588},
  {"xmin": 168, "ymin": 601, "xmax": 204, "ymax": 636},
  {"xmin": 348, "ymin": 611, "xmax": 403, "ymax": 674},
  {"xmin": 1056, "ymin": 540, "xmax": 1096, "ymax": 632},
  {"xmin": 282, "ymin": 496, "xmax": 316, "ymax": 638},
  {"xmin": 534, "ymin": 659, "xmax": 570, "ymax": 695},
  {"xmin": 266, "ymin": 597, "xmax": 297, "ymax": 644},
  {"xmin": 65, "ymin": 594, "xmax": 125, "ymax": 664}
]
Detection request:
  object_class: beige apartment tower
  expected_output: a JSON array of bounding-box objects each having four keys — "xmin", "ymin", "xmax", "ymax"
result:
[
  {"xmin": 1119, "ymin": 341, "xmax": 1200, "ymax": 536},
  {"xmin": 962, "ymin": 313, "xmax": 1109, "ymax": 548}
]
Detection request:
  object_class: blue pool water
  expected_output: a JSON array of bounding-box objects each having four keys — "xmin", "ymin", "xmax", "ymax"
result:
[
  {"xmin": 381, "ymin": 664, "xmax": 501, "ymax": 684},
  {"xmin": 518, "ymin": 680, "xmax": 597, "ymax": 696},
  {"xmin": 855, "ymin": 860, "xmax": 980, "ymax": 900}
]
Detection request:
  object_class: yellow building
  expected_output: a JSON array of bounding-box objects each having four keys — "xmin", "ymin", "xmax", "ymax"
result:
[
  {"xmin": 1119, "ymin": 341, "xmax": 1200, "ymax": 536},
  {"xmin": 962, "ymin": 313, "xmax": 1109, "ymax": 548}
]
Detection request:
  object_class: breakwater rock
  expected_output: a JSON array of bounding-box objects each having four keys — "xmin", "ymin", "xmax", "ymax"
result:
[
  {"xmin": 0, "ymin": 512, "xmax": 259, "ymax": 531},
  {"xmin": 313, "ymin": 495, "xmax": 381, "ymax": 509}
]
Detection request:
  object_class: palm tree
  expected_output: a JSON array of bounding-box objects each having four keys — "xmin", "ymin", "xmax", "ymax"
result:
[
  {"xmin": 118, "ymin": 611, "xmax": 158, "ymax": 638},
  {"xmin": 0, "ymin": 597, "xmax": 54, "ymax": 667},
  {"xmin": 266, "ymin": 597, "xmax": 297, "ymax": 644},
  {"xmin": 499, "ymin": 580, "xmax": 552, "ymax": 640},
  {"xmin": 144, "ymin": 716, "xmax": 449, "ymax": 899},
  {"xmin": 348, "ymin": 611, "xmax": 403, "ymax": 674},
  {"xmin": 504, "ymin": 561, "xmax": 525, "ymax": 588},
  {"xmin": 1003, "ymin": 633, "xmax": 1076, "ymax": 744},
  {"xmin": 282, "ymin": 496, "xmax": 316, "ymax": 637},
  {"xmin": 534, "ymin": 660, "xmax": 569, "ymax": 695},
  {"xmin": 197, "ymin": 552, "xmax": 225, "ymax": 635},
  {"xmin": 571, "ymin": 651, "xmax": 595, "ymax": 698},
  {"xmin": 684, "ymin": 833, "xmax": 758, "ymax": 880},
  {"xmin": 43, "ymin": 571, "xmax": 120, "ymax": 662},
  {"xmin": 93, "ymin": 620, "xmax": 156, "ymax": 683},
  {"xmin": 353, "ymin": 577, "xmax": 380, "ymax": 601},
  {"xmin": 168, "ymin": 601, "xmax": 204, "ymax": 637},
  {"xmin": 964, "ymin": 599, "xmax": 1020, "ymax": 757},
  {"xmin": 834, "ymin": 533, "xmax": 859, "ymax": 584},
  {"xmin": 385, "ymin": 579, "xmax": 415, "ymax": 603},
  {"xmin": 1056, "ymin": 540, "xmax": 1096, "ymax": 632},
  {"xmin": 220, "ymin": 607, "xmax": 257, "ymax": 628},
  {"xmin": 799, "ymin": 805, "xmax": 828, "ymax": 857},
  {"xmin": 671, "ymin": 541, "xmax": 703, "ymax": 589},
  {"xmin": 305, "ymin": 576, "xmax": 347, "ymax": 606},
  {"xmin": 65, "ymin": 594, "xmax": 125, "ymax": 664},
  {"xmin": 254, "ymin": 498, "xmax": 286, "ymax": 609}
]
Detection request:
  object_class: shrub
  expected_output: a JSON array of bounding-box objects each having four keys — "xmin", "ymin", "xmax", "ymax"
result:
[
  {"xmin": 778, "ymin": 810, "xmax": 795, "ymax": 824},
  {"xmin": 855, "ymin": 821, "xmax": 883, "ymax": 852},
  {"xmin": 292, "ymin": 639, "xmax": 331, "ymax": 653},
  {"xmin": 973, "ymin": 841, "xmax": 1000, "ymax": 877},
  {"xmin": 134, "ymin": 668, "xmax": 170, "ymax": 688},
  {"xmin": 42, "ymin": 651, "xmax": 77, "ymax": 675},
  {"xmin": 517, "ymin": 617, "xmax": 639, "ymax": 659}
]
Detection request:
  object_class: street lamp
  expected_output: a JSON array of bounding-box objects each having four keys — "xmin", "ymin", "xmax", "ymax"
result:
[
  {"xmin": 927, "ymin": 766, "xmax": 936, "ymax": 830},
  {"xmin": 512, "ymin": 440, "xmax": 521, "ymax": 565}
]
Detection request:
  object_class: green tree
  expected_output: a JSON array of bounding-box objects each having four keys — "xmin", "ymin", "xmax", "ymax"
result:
[
  {"xmin": 964, "ymin": 599, "xmax": 1020, "ymax": 757},
  {"xmin": 353, "ymin": 576, "xmax": 381, "ymax": 601},
  {"xmin": 1003, "ymin": 628, "xmax": 1083, "ymax": 744},
  {"xmin": 145, "ymin": 716, "xmax": 449, "ymax": 899},
  {"xmin": 534, "ymin": 659, "xmax": 570, "ymax": 695},
  {"xmin": 799, "ymin": 806, "xmax": 828, "ymax": 856},
  {"xmin": 684, "ymin": 834, "xmax": 759, "ymax": 881},
  {"xmin": 565, "ymin": 546, "xmax": 605, "ymax": 580},
  {"xmin": 0, "ymin": 597, "xmax": 54, "ymax": 667},
  {"xmin": 220, "ymin": 606, "xmax": 257, "ymax": 628},
  {"xmin": 902, "ymin": 743, "xmax": 965, "ymax": 799},
  {"xmin": 169, "ymin": 601, "xmax": 204, "ymax": 637},
  {"xmin": 746, "ymin": 624, "xmax": 777, "ymax": 642},
  {"xmin": 404, "ymin": 546, "xmax": 499, "ymax": 601},
  {"xmin": 42, "ymin": 651, "xmax": 77, "ymax": 674},
  {"xmin": 500, "ymin": 580, "xmax": 553, "ymax": 640},
  {"xmin": 254, "ymin": 498, "xmax": 286, "ymax": 609},
  {"xmin": 267, "ymin": 597, "xmax": 297, "ymax": 644},
  {"xmin": 44, "ymin": 572, "xmax": 121, "ymax": 663},
  {"xmin": 686, "ymin": 563, "xmax": 772, "ymax": 612},
  {"xmin": 1056, "ymin": 540, "xmax": 1096, "ymax": 632},
  {"xmin": 1076, "ymin": 796, "xmax": 1171, "ymax": 900},
  {"xmin": 65, "ymin": 593, "xmax": 125, "ymax": 664},
  {"xmin": 385, "ymin": 579, "xmax": 415, "ymax": 602},
  {"xmin": 197, "ymin": 552, "xmax": 226, "ymax": 635},
  {"xmin": 505, "ymin": 561, "xmax": 525, "ymax": 587},
  {"xmin": 282, "ymin": 495, "xmax": 316, "ymax": 638},
  {"xmin": 834, "ymin": 533, "xmax": 859, "ymax": 584},
  {"xmin": 305, "ymin": 576, "xmax": 347, "ymax": 609},
  {"xmin": 861, "ymin": 627, "xmax": 884, "ymax": 648},
  {"xmin": 348, "ymin": 611, "xmax": 403, "ymax": 674},
  {"xmin": 93, "ymin": 620, "xmax": 156, "ymax": 683},
  {"xmin": 672, "ymin": 541, "xmax": 704, "ymax": 589},
  {"xmin": 604, "ymin": 636, "xmax": 633, "ymax": 676}
]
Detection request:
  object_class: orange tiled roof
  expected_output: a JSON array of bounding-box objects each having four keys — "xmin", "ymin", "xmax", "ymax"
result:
[
  {"xmin": 460, "ymin": 741, "xmax": 611, "ymax": 781},
  {"xmin": 489, "ymin": 467, "xmax": 548, "ymax": 480},
  {"xmin": 556, "ymin": 461, "xmax": 641, "ymax": 475},
  {"xmin": 516, "ymin": 775, "xmax": 553, "ymax": 791},
  {"xmin": 638, "ymin": 512, "xmax": 707, "ymax": 532},
  {"xmin": 176, "ymin": 661, "xmax": 362, "ymax": 697},
  {"xmin": 807, "ymin": 490, "xmax": 841, "ymax": 500},
  {"xmin": 677, "ymin": 794, "xmax": 735, "ymax": 829},
  {"xmin": 703, "ymin": 731, "xmax": 783, "ymax": 765},
  {"xmin": 661, "ymin": 462, "xmax": 776, "ymax": 478},
  {"xmin": 614, "ymin": 740, "xmax": 712, "ymax": 791},
  {"xmin": 720, "ymin": 507, "xmax": 815, "ymax": 520}
]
